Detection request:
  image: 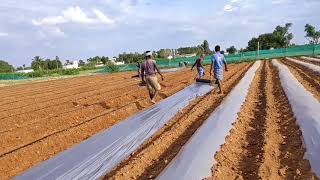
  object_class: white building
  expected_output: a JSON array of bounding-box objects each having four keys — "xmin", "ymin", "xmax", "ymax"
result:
[
  {"xmin": 16, "ymin": 69, "xmax": 34, "ymax": 73},
  {"xmin": 63, "ymin": 61, "xmax": 79, "ymax": 69},
  {"xmin": 110, "ymin": 58, "xmax": 125, "ymax": 65}
]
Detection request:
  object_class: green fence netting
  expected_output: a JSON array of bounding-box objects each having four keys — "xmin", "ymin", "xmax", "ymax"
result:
[
  {"xmin": 0, "ymin": 73, "xmax": 28, "ymax": 80},
  {"xmin": 98, "ymin": 44, "xmax": 320, "ymax": 73}
]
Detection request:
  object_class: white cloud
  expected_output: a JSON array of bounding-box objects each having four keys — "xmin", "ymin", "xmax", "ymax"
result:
[
  {"xmin": 0, "ymin": 32, "xmax": 9, "ymax": 37},
  {"xmin": 32, "ymin": 6, "xmax": 115, "ymax": 26},
  {"xmin": 223, "ymin": 0, "xmax": 252, "ymax": 12},
  {"xmin": 93, "ymin": 9, "xmax": 115, "ymax": 24},
  {"xmin": 224, "ymin": 4, "xmax": 236, "ymax": 12},
  {"xmin": 32, "ymin": 16, "xmax": 66, "ymax": 26}
]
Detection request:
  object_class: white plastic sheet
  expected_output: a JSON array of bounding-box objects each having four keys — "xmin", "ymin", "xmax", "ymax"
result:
[
  {"xmin": 16, "ymin": 83, "xmax": 213, "ymax": 180},
  {"xmin": 286, "ymin": 57, "xmax": 320, "ymax": 74},
  {"xmin": 158, "ymin": 61, "xmax": 261, "ymax": 180},
  {"xmin": 301, "ymin": 56, "xmax": 320, "ymax": 63},
  {"xmin": 272, "ymin": 59, "xmax": 320, "ymax": 177},
  {"xmin": 161, "ymin": 67, "xmax": 183, "ymax": 73}
]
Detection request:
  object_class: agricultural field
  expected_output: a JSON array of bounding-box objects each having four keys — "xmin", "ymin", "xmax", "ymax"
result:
[{"xmin": 0, "ymin": 57, "xmax": 319, "ymax": 179}]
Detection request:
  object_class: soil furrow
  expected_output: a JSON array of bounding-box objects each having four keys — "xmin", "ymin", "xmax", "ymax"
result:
[
  {"xmin": 0, "ymin": 67, "xmax": 200, "ymax": 178},
  {"xmin": 0, "ymin": 69, "xmax": 190, "ymax": 120},
  {"xmin": 210, "ymin": 60, "xmax": 317, "ymax": 179},
  {"xmin": 297, "ymin": 58, "xmax": 320, "ymax": 66},
  {"xmin": 104, "ymin": 62, "xmax": 252, "ymax": 180},
  {"xmin": 0, "ymin": 70, "xmax": 194, "ymax": 131},
  {"xmin": 281, "ymin": 59, "xmax": 320, "ymax": 101},
  {"xmin": 0, "ymin": 72, "xmax": 196, "ymax": 155},
  {"xmin": 0, "ymin": 74, "xmax": 115, "ymax": 99},
  {"xmin": 0, "ymin": 77, "xmax": 138, "ymax": 112}
]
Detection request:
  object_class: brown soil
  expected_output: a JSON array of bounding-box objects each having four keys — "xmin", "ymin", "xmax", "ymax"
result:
[
  {"xmin": 0, "ymin": 67, "xmax": 205, "ymax": 179},
  {"xmin": 210, "ymin": 60, "xmax": 318, "ymax": 180},
  {"xmin": 297, "ymin": 57, "xmax": 320, "ymax": 66},
  {"xmin": 104, "ymin": 62, "xmax": 252, "ymax": 180},
  {"xmin": 281, "ymin": 59, "xmax": 320, "ymax": 101}
]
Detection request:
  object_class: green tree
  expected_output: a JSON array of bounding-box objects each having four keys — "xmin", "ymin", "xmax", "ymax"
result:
[
  {"xmin": 157, "ymin": 49, "xmax": 172, "ymax": 58},
  {"xmin": 226, "ymin": 46, "xmax": 237, "ymax": 54},
  {"xmin": 201, "ymin": 40, "xmax": 211, "ymax": 54},
  {"xmin": 100, "ymin": 56, "xmax": 109, "ymax": 64},
  {"xmin": 48, "ymin": 60, "xmax": 62, "ymax": 69},
  {"xmin": 305, "ymin": 24, "xmax": 320, "ymax": 44},
  {"xmin": 0, "ymin": 60, "xmax": 14, "ymax": 73},
  {"xmin": 246, "ymin": 23, "xmax": 293, "ymax": 51},
  {"xmin": 31, "ymin": 56, "xmax": 44, "ymax": 70},
  {"xmin": 79, "ymin": 60, "xmax": 86, "ymax": 66}
]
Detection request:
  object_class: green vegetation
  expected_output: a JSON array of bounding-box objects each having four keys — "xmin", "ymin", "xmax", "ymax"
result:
[
  {"xmin": 31, "ymin": 56, "xmax": 62, "ymax": 71},
  {"xmin": 0, "ymin": 60, "xmax": 14, "ymax": 73},
  {"xmin": 246, "ymin": 23, "xmax": 293, "ymax": 51},
  {"xmin": 226, "ymin": 46, "xmax": 237, "ymax": 55},
  {"xmin": 305, "ymin": 24, "xmax": 320, "ymax": 44}
]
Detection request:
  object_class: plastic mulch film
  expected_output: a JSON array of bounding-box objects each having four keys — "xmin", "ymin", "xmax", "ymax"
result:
[
  {"xmin": 157, "ymin": 61, "xmax": 261, "ymax": 180},
  {"xmin": 16, "ymin": 83, "xmax": 213, "ymax": 180},
  {"xmin": 272, "ymin": 59, "xmax": 320, "ymax": 176},
  {"xmin": 286, "ymin": 57, "xmax": 320, "ymax": 74}
]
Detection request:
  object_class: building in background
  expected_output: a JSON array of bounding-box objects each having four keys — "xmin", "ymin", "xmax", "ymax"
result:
[
  {"xmin": 110, "ymin": 57, "xmax": 125, "ymax": 65},
  {"xmin": 16, "ymin": 69, "xmax": 34, "ymax": 73},
  {"xmin": 63, "ymin": 61, "xmax": 79, "ymax": 69}
]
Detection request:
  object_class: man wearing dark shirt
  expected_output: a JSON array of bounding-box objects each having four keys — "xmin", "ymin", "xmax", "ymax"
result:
[
  {"xmin": 141, "ymin": 51, "xmax": 164, "ymax": 104},
  {"xmin": 191, "ymin": 53, "xmax": 205, "ymax": 79}
]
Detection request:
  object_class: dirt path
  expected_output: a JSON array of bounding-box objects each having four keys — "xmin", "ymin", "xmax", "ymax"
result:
[
  {"xmin": 210, "ymin": 60, "xmax": 317, "ymax": 179},
  {"xmin": 281, "ymin": 59, "xmax": 320, "ymax": 101},
  {"xmin": 104, "ymin": 62, "xmax": 252, "ymax": 180}
]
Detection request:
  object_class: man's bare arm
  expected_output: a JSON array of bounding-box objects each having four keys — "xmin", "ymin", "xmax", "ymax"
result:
[
  {"xmin": 141, "ymin": 68, "xmax": 145, "ymax": 82},
  {"xmin": 155, "ymin": 64, "xmax": 164, "ymax": 80},
  {"xmin": 224, "ymin": 61, "xmax": 228, "ymax": 71},
  {"xmin": 191, "ymin": 61, "xmax": 197, "ymax": 70},
  {"xmin": 210, "ymin": 61, "xmax": 213, "ymax": 76}
]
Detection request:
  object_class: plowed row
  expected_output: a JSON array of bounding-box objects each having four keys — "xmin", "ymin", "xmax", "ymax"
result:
[
  {"xmin": 104, "ymin": 59, "xmax": 319, "ymax": 179},
  {"xmin": 0, "ymin": 68, "xmax": 199, "ymax": 178},
  {"xmin": 1, "ymin": 58, "xmax": 319, "ymax": 179}
]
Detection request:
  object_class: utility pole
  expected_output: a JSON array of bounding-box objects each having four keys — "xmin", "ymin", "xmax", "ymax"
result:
[{"xmin": 257, "ymin": 41, "xmax": 260, "ymax": 57}]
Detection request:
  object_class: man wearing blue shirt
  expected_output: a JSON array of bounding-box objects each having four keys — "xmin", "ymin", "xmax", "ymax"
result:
[{"xmin": 210, "ymin": 45, "xmax": 228, "ymax": 94}]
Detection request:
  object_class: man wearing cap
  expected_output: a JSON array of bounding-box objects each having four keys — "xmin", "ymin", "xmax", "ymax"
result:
[{"xmin": 141, "ymin": 51, "xmax": 164, "ymax": 104}]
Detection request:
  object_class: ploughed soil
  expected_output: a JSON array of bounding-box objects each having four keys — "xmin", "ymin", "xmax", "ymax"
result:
[
  {"xmin": 209, "ymin": 60, "xmax": 318, "ymax": 180},
  {"xmin": 2, "ymin": 59, "xmax": 318, "ymax": 179},
  {"xmin": 281, "ymin": 59, "xmax": 320, "ymax": 101},
  {"xmin": 0, "ymin": 67, "xmax": 211, "ymax": 179},
  {"xmin": 297, "ymin": 57, "xmax": 320, "ymax": 66},
  {"xmin": 104, "ymin": 62, "xmax": 252, "ymax": 179}
]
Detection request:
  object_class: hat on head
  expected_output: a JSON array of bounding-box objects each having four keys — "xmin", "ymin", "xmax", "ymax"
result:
[{"xmin": 145, "ymin": 51, "xmax": 152, "ymax": 56}]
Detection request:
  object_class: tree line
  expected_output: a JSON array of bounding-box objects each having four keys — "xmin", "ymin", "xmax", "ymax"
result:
[
  {"xmin": 1, "ymin": 23, "xmax": 319, "ymax": 73},
  {"xmin": 225, "ymin": 23, "xmax": 320, "ymax": 55}
]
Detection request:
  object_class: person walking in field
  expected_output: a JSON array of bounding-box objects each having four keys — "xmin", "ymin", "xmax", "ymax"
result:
[
  {"xmin": 137, "ymin": 62, "xmax": 141, "ymax": 77},
  {"xmin": 210, "ymin": 45, "xmax": 228, "ymax": 94},
  {"xmin": 191, "ymin": 53, "xmax": 205, "ymax": 80},
  {"xmin": 141, "ymin": 51, "xmax": 164, "ymax": 104}
]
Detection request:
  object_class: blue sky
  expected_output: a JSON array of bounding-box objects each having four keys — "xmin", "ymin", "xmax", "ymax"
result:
[{"xmin": 0, "ymin": 0, "xmax": 319, "ymax": 66}]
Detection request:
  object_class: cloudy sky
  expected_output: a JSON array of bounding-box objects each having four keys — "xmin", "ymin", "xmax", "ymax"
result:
[{"xmin": 0, "ymin": 0, "xmax": 319, "ymax": 66}]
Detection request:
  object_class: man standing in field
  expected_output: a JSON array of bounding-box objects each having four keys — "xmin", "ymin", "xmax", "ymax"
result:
[
  {"xmin": 141, "ymin": 51, "xmax": 164, "ymax": 104},
  {"xmin": 191, "ymin": 53, "xmax": 205, "ymax": 80},
  {"xmin": 210, "ymin": 45, "xmax": 228, "ymax": 94}
]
